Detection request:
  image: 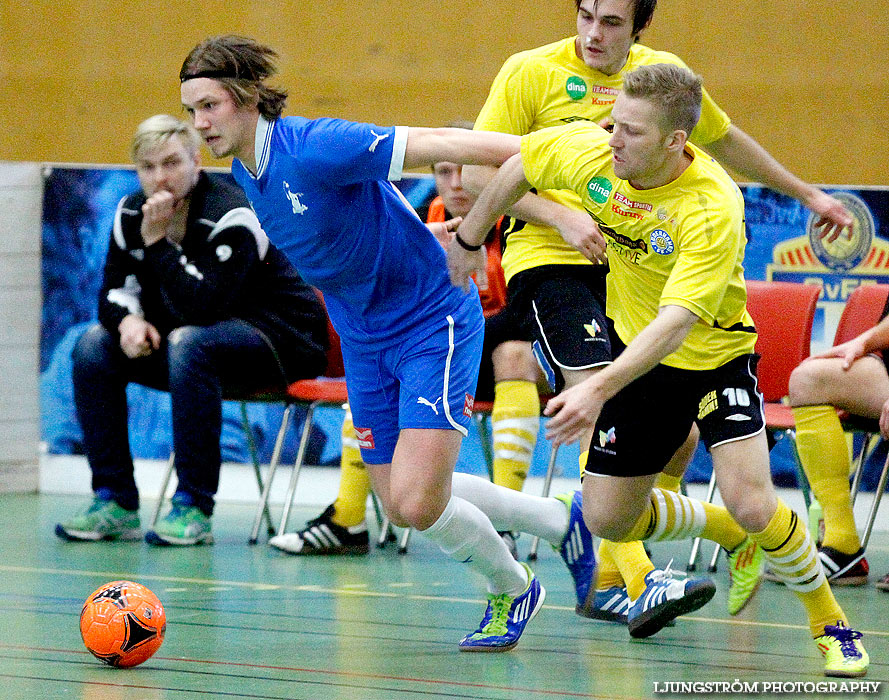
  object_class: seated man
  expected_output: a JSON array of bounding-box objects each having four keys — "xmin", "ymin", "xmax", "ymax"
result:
[
  {"xmin": 789, "ymin": 303, "xmax": 889, "ymax": 590},
  {"xmin": 55, "ymin": 114, "xmax": 328, "ymax": 546}
]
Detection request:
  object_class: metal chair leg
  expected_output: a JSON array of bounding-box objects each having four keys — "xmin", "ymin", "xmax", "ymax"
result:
[
  {"xmin": 150, "ymin": 452, "xmax": 177, "ymax": 528},
  {"xmin": 249, "ymin": 403, "xmax": 293, "ymax": 544},
  {"xmin": 371, "ymin": 493, "xmax": 397, "ymax": 548},
  {"xmin": 276, "ymin": 402, "xmax": 318, "ymax": 536},
  {"xmin": 860, "ymin": 452, "xmax": 889, "ymax": 551},
  {"xmin": 376, "ymin": 515, "xmax": 394, "ymax": 548},
  {"xmin": 687, "ymin": 468, "xmax": 717, "ymax": 572},
  {"xmin": 369, "ymin": 491, "xmax": 384, "ymax": 529},
  {"xmin": 708, "ymin": 537, "xmax": 721, "ymax": 573},
  {"xmin": 398, "ymin": 526, "xmax": 411, "ymax": 554},
  {"xmin": 240, "ymin": 402, "xmax": 277, "ymax": 542},
  {"xmin": 850, "ymin": 434, "xmax": 878, "ymax": 506},
  {"xmin": 528, "ymin": 444, "xmax": 560, "ymax": 561}
]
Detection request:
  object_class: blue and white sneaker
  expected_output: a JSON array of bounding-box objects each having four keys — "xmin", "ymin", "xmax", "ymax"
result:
[
  {"xmin": 627, "ymin": 565, "xmax": 715, "ymax": 638},
  {"xmin": 459, "ymin": 563, "xmax": 546, "ymax": 652},
  {"xmin": 577, "ymin": 585, "xmax": 631, "ymax": 623},
  {"xmin": 553, "ymin": 491, "xmax": 596, "ymax": 610}
]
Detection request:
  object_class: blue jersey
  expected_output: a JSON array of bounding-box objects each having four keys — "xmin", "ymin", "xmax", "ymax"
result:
[{"xmin": 231, "ymin": 116, "xmax": 477, "ymax": 349}]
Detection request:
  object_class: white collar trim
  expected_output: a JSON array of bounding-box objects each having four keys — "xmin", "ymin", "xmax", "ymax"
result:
[{"xmin": 252, "ymin": 116, "xmax": 274, "ymax": 179}]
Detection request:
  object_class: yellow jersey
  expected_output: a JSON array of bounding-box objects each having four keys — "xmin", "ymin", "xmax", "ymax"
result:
[
  {"xmin": 475, "ymin": 38, "xmax": 732, "ymax": 283},
  {"xmin": 520, "ymin": 123, "xmax": 755, "ymax": 370}
]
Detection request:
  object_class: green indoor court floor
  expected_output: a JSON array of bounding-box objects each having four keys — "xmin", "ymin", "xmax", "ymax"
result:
[{"xmin": 0, "ymin": 493, "xmax": 887, "ymax": 700}]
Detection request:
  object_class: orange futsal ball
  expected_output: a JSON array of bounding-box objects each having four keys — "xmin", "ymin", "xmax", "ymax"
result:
[{"xmin": 80, "ymin": 580, "xmax": 166, "ymax": 668}]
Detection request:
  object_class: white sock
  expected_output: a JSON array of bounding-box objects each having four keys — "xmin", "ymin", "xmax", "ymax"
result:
[
  {"xmin": 422, "ymin": 496, "xmax": 528, "ymax": 595},
  {"xmin": 451, "ymin": 472, "xmax": 569, "ymax": 544}
]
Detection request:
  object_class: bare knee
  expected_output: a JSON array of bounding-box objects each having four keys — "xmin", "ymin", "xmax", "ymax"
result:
[
  {"xmin": 788, "ymin": 362, "xmax": 817, "ymax": 406},
  {"xmin": 492, "ymin": 341, "xmax": 538, "ymax": 383},
  {"xmin": 721, "ymin": 487, "xmax": 776, "ymax": 533},
  {"xmin": 385, "ymin": 489, "xmax": 441, "ymax": 531},
  {"xmin": 788, "ymin": 359, "xmax": 840, "ymax": 407},
  {"xmin": 582, "ymin": 501, "xmax": 634, "ymax": 541}
]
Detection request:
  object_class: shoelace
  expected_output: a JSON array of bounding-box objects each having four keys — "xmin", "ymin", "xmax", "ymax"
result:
[
  {"xmin": 480, "ymin": 594, "xmax": 511, "ymax": 635},
  {"xmin": 824, "ymin": 623, "xmax": 863, "ymax": 658},
  {"xmin": 650, "ymin": 559, "xmax": 687, "ymax": 585}
]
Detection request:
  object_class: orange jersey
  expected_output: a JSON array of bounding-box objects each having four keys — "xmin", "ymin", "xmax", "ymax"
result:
[{"xmin": 427, "ymin": 196, "xmax": 508, "ymax": 316}]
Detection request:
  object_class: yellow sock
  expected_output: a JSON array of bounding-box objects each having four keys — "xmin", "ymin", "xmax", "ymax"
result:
[
  {"xmin": 750, "ymin": 499, "xmax": 846, "ymax": 636},
  {"xmin": 600, "ymin": 540, "xmax": 655, "ymax": 600},
  {"xmin": 331, "ymin": 408, "xmax": 371, "ymax": 528},
  {"xmin": 492, "ymin": 380, "xmax": 539, "ymax": 491},
  {"xmin": 595, "ymin": 540, "xmax": 624, "ymax": 589},
  {"xmin": 656, "ymin": 473, "xmax": 682, "ymax": 492},
  {"xmin": 622, "ymin": 488, "xmax": 746, "ymax": 551},
  {"xmin": 793, "ymin": 405, "xmax": 861, "ymax": 554}
]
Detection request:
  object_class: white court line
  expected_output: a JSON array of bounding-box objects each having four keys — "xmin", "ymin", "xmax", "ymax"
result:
[{"xmin": 1, "ymin": 563, "xmax": 886, "ymax": 638}]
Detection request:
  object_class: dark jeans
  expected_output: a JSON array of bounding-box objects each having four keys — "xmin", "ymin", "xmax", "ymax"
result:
[{"xmin": 72, "ymin": 321, "xmax": 289, "ymax": 516}]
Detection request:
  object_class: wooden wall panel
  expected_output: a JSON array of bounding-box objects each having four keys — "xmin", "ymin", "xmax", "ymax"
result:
[{"xmin": 2, "ymin": 0, "xmax": 885, "ymax": 183}]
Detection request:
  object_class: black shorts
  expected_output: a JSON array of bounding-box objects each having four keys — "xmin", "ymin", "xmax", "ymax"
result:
[
  {"xmin": 476, "ymin": 264, "xmax": 611, "ymax": 397},
  {"xmin": 584, "ymin": 331, "xmax": 765, "ymax": 478}
]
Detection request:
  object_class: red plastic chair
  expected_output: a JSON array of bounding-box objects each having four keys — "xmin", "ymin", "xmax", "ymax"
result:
[
  {"xmin": 746, "ymin": 280, "xmax": 821, "ymax": 430},
  {"xmin": 834, "ymin": 285, "xmax": 889, "ymax": 346},
  {"xmin": 249, "ymin": 291, "xmax": 348, "ymax": 543}
]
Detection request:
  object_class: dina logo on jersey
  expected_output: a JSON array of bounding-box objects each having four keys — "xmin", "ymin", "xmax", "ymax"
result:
[
  {"xmin": 586, "ymin": 177, "xmax": 613, "ymax": 204},
  {"xmin": 566, "ymin": 76, "xmax": 588, "ymax": 101}
]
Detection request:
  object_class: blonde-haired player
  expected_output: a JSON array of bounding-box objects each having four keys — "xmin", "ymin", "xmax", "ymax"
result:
[{"xmin": 450, "ymin": 62, "xmax": 869, "ymax": 677}]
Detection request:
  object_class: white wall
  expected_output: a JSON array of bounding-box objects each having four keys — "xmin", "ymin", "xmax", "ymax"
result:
[{"xmin": 0, "ymin": 162, "xmax": 42, "ymax": 492}]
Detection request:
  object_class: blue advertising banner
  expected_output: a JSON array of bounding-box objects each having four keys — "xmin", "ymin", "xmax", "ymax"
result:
[
  {"xmin": 743, "ymin": 186, "xmax": 889, "ymax": 354},
  {"xmin": 39, "ymin": 167, "xmax": 889, "ymax": 486}
]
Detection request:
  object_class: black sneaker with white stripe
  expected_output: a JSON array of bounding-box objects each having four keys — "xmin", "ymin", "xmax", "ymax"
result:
[
  {"xmin": 818, "ymin": 546, "xmax": 869, "ymax": 586},
  {"xmin": 765, "ymin": 545, "xmax": 869, "ymax": 586},
  {"xmin": 627, "ymin": 566, "xmax": 715, "ymax": 638},
  {"xmin": 269, "ymin": 504, "xmax": 369, "ymax": 555}
]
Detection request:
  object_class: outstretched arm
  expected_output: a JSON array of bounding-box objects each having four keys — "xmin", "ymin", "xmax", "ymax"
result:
[
  {"xmin": 544, "ymin": 305, "xmax": 700, "ymax": 445},
  {"xmin": 462, "ymin": 164, "xmax": 605, "ymax": 263},
  {"xmin": 446, "ymin": 153, "xmax": 531, "ymax": 291},
  {"xmin": 403, "ymin": 128, "xmax": 521, "ymax": 170},
  {"xmin": 704, "ymin": 125, "xmax": 853, "ymax": 242}
]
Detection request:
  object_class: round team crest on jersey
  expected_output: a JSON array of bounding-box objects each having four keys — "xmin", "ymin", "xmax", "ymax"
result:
[
  {"xmin": 808, "ymin": 192, "xmax": 874, "ymax": 271},
  {"xmin": 215, "ymin": 244, "xmax": 233, "ymax": 262},
  {"xmin": 650, "ymin": 229, "xmax": 674, "ymax": 255},
  {"xmin": 566, "ymin": 76, "xmax": 587, "ymax": 101}
]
